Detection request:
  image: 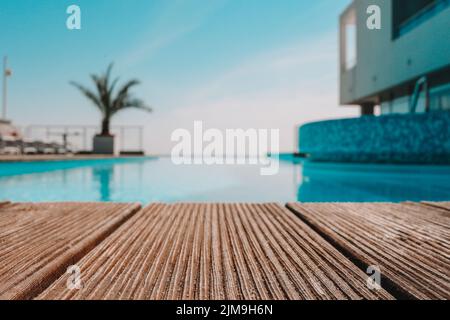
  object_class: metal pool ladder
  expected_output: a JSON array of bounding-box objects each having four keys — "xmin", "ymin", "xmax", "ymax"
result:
[{"xmin": 409, "ymin": 76, "xmax": 430, "ymax": 114}]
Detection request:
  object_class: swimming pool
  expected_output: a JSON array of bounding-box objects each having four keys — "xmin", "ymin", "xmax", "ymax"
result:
[{"xmin": 1, "ymin": 157, "xmax": 450, "ymax": 203}]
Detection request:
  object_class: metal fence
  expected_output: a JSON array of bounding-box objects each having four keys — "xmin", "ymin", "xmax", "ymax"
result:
[{"xmin": 19, "ymin": 125, "xmax": 144, "ymax": 153}]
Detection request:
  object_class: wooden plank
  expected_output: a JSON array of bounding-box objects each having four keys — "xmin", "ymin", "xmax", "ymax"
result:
[
  {"xmin": 38, "ymin": 203, "xmax": 392, "ymax": 300},
  {"xmin": 421, "ymin": 202, "xmax": 450, "ymax": 212},
  {"xmin": 0, "ymin": 202, "xmax": 141, "ymax": 300},
  {"xmin": 0, "ymin": 201, "xmax": 9, "ymax": 207},
  {"xmin": 287, "ymin": 202, "xmax": 450, "ymax": 299}
]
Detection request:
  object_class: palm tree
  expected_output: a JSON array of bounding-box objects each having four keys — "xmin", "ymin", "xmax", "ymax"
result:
[{"xmin": 71, "ymin": 63, "xmax": 151, "ymax": 136}]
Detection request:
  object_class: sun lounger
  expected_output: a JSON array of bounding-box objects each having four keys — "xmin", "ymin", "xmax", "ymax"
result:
[{"xmin": 0, "ymin": 136, "xmax": 22, "ymax": 155}]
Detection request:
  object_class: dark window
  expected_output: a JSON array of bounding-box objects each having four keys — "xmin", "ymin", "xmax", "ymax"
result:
[
  {"xmin": 393, "ymin": 0, "xmax": 436, "ymax": 26},
  {"xmin": 393, "ymin": 0, "xmax": 450, "ymax": 38}
]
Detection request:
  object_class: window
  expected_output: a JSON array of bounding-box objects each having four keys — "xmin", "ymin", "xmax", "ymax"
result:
[
  {"xmin": 381, "ymin": 96, "xmax": 410, "ymax": 115},
  {"xmin": 393, "ymin": 0, "xmax": 450, "ymax": 38},
  {"xmin": 380, "ymin": 102, "xmax": 392, "ymax": 115},
  {"xmin": 380, "ymin": 83, "xmax": 450, "ymax": 115},
  {"xmin": 341, "ymin": 8, "xmax": 357, "ymax": 70},
  {"xmin": 391, "ymin": 96, "xmax": 410, "ymax": 114},
  {"xmin": 430, "ymin": 84, "xmax": 450, "ymax": 111}
]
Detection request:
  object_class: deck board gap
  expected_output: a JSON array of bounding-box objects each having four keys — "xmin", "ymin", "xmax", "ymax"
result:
[{"xmin": 284, "ymin": 203, "xmax": 417, "ymax": 300}]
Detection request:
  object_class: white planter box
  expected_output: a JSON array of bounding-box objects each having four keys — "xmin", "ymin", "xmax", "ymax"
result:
[{"xmin": 93, "ymin": 135, "xmax": 115, "ymax": 155}]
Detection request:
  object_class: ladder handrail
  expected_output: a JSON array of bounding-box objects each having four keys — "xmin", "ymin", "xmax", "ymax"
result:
[{"xmin": 409, "ymin": 76, "xmax": 430, "ymax": 114}]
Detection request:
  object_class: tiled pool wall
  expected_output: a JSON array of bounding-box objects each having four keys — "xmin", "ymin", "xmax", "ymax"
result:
[{"xmin": 299, "ymin": 111, "xmax": 450, "ymax": 164}]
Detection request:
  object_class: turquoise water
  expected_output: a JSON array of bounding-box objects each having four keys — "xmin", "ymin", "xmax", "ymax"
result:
[{"xmin": 1, "ymin": 157, "xmax": 450, "ymax": 203}]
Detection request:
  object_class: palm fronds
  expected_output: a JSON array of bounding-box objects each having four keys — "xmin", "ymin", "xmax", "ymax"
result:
[{"xmin": 71, "ymin": 64, "xmax": 151, "ymax": 135}]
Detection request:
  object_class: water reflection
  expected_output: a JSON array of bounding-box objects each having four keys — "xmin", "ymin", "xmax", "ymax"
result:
[
  {"xmin": 297, "ymin": 162, "xmax": 450, "ymax": 202},
  {"xmin": 92, "ymin": 165, "xmax": 114, "ymax": 202},
  {"xmin": 1, "ymin": 158, "xmax": 450, "ymax": 203}
]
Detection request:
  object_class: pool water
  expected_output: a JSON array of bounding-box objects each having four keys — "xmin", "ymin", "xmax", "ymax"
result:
[{"xmin": 1, "ymin": 157, "xmax": 450, "ymax": 203}]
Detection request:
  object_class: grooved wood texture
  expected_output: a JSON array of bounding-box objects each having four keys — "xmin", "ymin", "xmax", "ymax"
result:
[
  {"xmin": 38, "ymin": 203, "xmax": 392, "ymax": 300},
  {"xmin": 421, "ymin": 202, "xmax": 450, "ymax": 212},
  {"xmin": 287, "ymin": 203, "xmax": 450, "ymax": 299},
  {"xmin": 0, "ymin": 202, "xmax": 140, "ymax": 300},
  {"xmin": 0, "ymin": 201, "xmax": 9, "ymax": 207}
]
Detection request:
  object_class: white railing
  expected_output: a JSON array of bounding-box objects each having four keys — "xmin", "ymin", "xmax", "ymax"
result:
[{"xmin": 18, "ymin": 125, "xmax": 144, "ymax": 153}]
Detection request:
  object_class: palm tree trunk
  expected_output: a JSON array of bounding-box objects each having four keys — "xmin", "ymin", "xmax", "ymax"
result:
[{"xmin": 101, "ymin": 117, "xmax": 110, "ymax": 136}]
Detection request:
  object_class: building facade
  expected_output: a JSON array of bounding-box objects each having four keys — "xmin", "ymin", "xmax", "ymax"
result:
[{"xmin": 339, "ymin": 0, "xmax": 450, "ymax": 115}]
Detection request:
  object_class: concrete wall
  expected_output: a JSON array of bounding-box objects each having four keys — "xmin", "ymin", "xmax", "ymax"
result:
[
  {"xmin": 340, "ymin": 0, "xmax": 450, "ymax": 105},
  {"xmin": 299, "ymin": 111, "xmax": 450, "ymax": 164}
]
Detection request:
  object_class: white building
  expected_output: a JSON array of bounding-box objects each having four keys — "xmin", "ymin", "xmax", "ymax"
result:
[
  {"xmin": 339, "ymin": 0, "xmax": 450, "ymax": 115},
  {"xmin": 0, "ymin": 119, "xmax": 21, "ymax": 140}
]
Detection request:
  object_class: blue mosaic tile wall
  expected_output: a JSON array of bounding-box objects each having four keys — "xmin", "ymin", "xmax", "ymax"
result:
[{"xmin": 299, "ymin": 111, "xmax": 450, "ymax": 164}]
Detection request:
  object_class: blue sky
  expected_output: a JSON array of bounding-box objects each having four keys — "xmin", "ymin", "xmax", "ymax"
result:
[{"xmin": 0, "ymin": 0, "xmax": 356, "ymax": 153}]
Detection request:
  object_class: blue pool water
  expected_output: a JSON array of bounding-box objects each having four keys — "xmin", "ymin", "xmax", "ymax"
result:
[{"xmin": 1, "ymin": 157, "xmax": 450, "ymax": 203}]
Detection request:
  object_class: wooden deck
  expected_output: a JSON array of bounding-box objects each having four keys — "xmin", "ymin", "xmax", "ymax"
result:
[
  {"xmin": 287, "ymin": 203, "xmax": 450, "ymax": 299},
  {"xmin": 0, "ymin": 203, "xmax": 140, "ymax": 300},
  {"xmin": 0, "ymin": 202, "xmax": 448, "ymax": 300}
]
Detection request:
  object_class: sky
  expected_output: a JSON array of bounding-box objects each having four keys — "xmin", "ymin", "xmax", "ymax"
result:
[{"xmin": 0, "ymin": 0, "xmax": 357, "ymax": 154}]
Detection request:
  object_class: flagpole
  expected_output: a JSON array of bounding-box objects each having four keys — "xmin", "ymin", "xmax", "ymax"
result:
[{"xmin": 2, "ymin": 56, "xmax": 7, "ymax": 120}]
